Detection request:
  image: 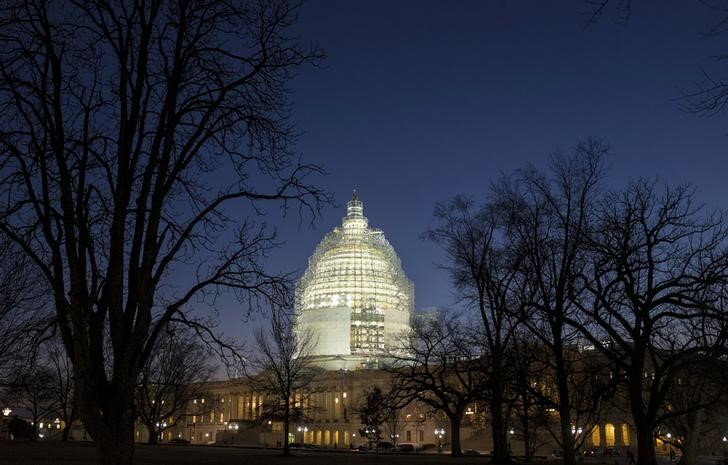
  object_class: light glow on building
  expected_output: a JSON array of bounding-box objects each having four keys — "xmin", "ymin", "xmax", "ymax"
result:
[{"xmin": 295, "ymin": 191, "xmax": 413, "ymax": 369}]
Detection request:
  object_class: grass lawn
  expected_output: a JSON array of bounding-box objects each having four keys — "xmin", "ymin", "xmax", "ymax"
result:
[{"xmin": 0, "ymin": 441, "xmax": 490, "ymax": 465}]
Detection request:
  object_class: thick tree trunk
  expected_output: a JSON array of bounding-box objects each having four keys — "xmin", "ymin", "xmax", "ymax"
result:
[
  {"xmin": 97, "ymin": 432, "xmax": 136, "ymax": 465},
  {"xmin": 146, "ymin": 424, "xmax": 159, "ymax": 445},
  {"xmin": 449, "ymin": 414, "xmax": 463, "ymax": 457},
  {"xmin": 62, "ymin": 423, "xmax": 72, "ymax": 441},
  {"xmin": 75, "ymin": 372, "xmax": 138, "ymax": 465},
  {"xmin": 559, "ymin": 411, "xmax": 576, "ymax": 465},
  {"xmin": 490, "ymin": 389, "xmax": 511, "ymax": 463},
  {"xmin": 634, "ymin": 423, "xmax": 657, "ymax": 465},
  {"xmin": 628, "ymin": 356, "xmax": 657, "ymax": 465}
]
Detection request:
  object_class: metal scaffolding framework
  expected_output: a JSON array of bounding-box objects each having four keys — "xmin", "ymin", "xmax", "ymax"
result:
[{"xmin": 295, "ymin": 191, "xmax": 414, "ymax": 361}]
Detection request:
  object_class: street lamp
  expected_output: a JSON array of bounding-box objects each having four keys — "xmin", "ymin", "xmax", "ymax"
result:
[
  {"xmin": 435, "ymin": 427, "xmax": 445, "ymax": 452},
  {"xmin": 2, "ymin": 408, "xmax": 11, "ymax": 440},
  {"xmin": 297, "ymin": 425, "xmax": 308, "ymax": 444}
]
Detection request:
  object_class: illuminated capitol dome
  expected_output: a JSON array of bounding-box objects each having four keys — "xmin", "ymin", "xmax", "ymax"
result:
[{"xmin": 295, "ymin": 191, "xmax": 414, "ymax": 370}]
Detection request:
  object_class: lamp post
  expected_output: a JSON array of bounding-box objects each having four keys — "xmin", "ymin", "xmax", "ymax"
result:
[
  {"xmin": 2, "ymin": 408, "xmax": 11, "ymax": 440},
  {"xmin": 435, "ymin": 427, "xmax": 445, "ymax": 453},
  {"xmin": 264, "ymin": 420, "xmax": 271, "ymax": 448},
  {"xmin": 297, "ymin": 425, "xmax": 308, "ymax": 445}
]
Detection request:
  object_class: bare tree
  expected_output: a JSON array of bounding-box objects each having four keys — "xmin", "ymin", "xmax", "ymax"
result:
[
  {"xmin": 582, "ymin": 0, "xmax": 631, "ymax": 26},
  {"xmin": 386, "ymin": 311, "xmax": 487, "ymax": 457},
  {"xmin": 46, "ymin": 336, "xmax": 77, "ymax": 441},
  {"xmin": 0, "ymin": 235, "xmax": 50, "ymax": 381},
  {"xmin": 249, "ymin": 309, "xmax": 318, "ymax": 456},
  {"xmin": 357, "ymin": 385, "xmax": 388, "ymax": 452},
  {"xmin": 582, "ymin": 1, "xmax": 728, "ymax": 121},
  {"xmin": 354, "ymin": 382, "xmax": 407, "ymax": 450},
  {"xmin": 136, "ymin": 323, "xmax": 215, "ymax": 445},
  {"xmin": 658, "ymin": 355, "xmax": 728, "ymax": 465},
  {"xmin": 425, "ymin": 197, "xmax": 522, "ymax": 463},
  {"xmin": 578, "ymin": 180, "xmax": 728, "ymax": 465},
  {"xmin": 4, "ymin": 363, "xmax": 58, "ymax": 441},
  {"xmin": 493, "ymin": 141, "xmax": 611, "ymax": 465},
  {"xmin": 509, "ymin": 331, "xmax": 556, "ymax": 460},
  {"xmin": 0, "ymin": 1, "xmax": 328, "ymax": 463}
]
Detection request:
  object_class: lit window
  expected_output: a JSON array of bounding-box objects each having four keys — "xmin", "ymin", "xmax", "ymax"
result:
[
  {"xmin": 605, "ymin": 423, "xmax": 615, "ymax": 447},
  {"xmin": 621, "ymin": 424, "xmax": 630, "ymax": 446}
]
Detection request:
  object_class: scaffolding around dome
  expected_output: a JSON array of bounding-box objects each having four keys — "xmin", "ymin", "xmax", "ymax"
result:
[{"xmin": 295, "ymin": 191, "xmax": 414, "ymax": 370}]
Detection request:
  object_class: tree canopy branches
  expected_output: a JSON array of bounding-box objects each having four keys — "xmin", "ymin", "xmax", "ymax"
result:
[{"xmin": 0, "ymin": 1, "xmax": 329, "ymax": 463}]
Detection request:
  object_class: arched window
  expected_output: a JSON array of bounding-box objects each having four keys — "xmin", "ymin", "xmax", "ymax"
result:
[
  {"xmin": 621, "ymin": 424, "xmax": 630, "ymax": 446},
  {"xmin": 605, "ymin": 423, "xmax": 615, "ymax": 447}
]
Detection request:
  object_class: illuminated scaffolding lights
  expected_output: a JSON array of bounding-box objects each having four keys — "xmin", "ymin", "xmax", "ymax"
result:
[{"xmin": 295, "ymin": 191, "xmax": 413, "ymax": 365}]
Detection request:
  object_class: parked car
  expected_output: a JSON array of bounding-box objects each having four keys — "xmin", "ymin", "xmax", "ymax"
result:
[
  {"xmin": 420, "ymin": 443, "xmax": 439, "ymax": 452},
  {"xmin": 603, "ymin": 447, "xmax": 620, "ymax": 456},
  {"xmin": 394, "ymin": 443, "xmax": 415, "ymax": 453},
  {"xmin": 464, "ymin": 449, "xmax": 482, "ymax": 455},
  {"xmin": 169, "ymin": 437, "xmax": 190, "ymax": 444}
]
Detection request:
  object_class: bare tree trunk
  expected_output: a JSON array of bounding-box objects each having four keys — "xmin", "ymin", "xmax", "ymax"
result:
[
  {"xmin": 628, "ymin": 359, "xmax": 657, "ymax": 465},
  {"xmin": 522, "ymin": 401, "xmax": 532, "ymax": 461},
  {"xmin": 146, "ymin": 423, "xmax": 159, "ymax": 445},
  {"xmin": 556, "ymin": 348, "xmax": 576, "ymax": 465},
  {"xmin": 449, "ymin": 414, "xmax": 463, "ymax": 457},
  {"xmin": 96, "ymin": 429, "xmax": 135, "ymax": 465},
  {"xmin": 62, "ymin": 423, "xmax": 72, "ymax": 441},
  {"xmin": 678, "ymin": 409, "xmax": 703, "ymax": 465},
  {"xmin": 77, "ymin": 378, "xmax": 138, "ymax": 465},
  {"xmin": 634, "ymin": 422, "xmax": 658, "ymax": 465},
  {"xmin": 283, "ymin": 402, "xmax": 291, "ymax": 456},
  {"xmin": 490, "ymin": 388, "xmax": 511, "ymax": 463}
]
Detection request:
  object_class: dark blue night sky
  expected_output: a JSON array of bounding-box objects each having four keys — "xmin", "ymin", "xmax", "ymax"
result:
[{"xmin": 222, "ymin": 1, "xmax": 728, "ymax": 349}]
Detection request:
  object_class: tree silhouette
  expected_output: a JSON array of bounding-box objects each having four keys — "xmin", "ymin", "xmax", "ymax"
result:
[
  {"xmin": 386, "ymin": 312, "xmax": 487, "ymax": 457},
  {"xmin": 249, "ymin": 310, "xmax": 318, "ymax": 455},
  {"xmin": 136, "ymin": 323, "xmax": 214, "ymax": 445},
  {"xmin": 578, "ymin": 181, "xmax": 728, "ymax": 465},
  {"xmin": 0, "ymin": 1, "xmax": 328, "ymax": 463}
]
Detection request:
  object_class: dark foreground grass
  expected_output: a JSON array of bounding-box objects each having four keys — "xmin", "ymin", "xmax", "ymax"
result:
[{"xmin": 0, "ymin": 441, "xmax": 489, "ymax": 465}]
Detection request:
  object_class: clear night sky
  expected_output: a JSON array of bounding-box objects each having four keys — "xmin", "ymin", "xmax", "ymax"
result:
[{"xmin": 220, "ymin": 1, "xmax": 727, "ymax": 353}]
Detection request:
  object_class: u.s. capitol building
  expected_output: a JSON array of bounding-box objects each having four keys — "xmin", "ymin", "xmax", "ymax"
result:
[{"xmin": 294, "ymin": 191, "xmax": 413, "ymax": 370}]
